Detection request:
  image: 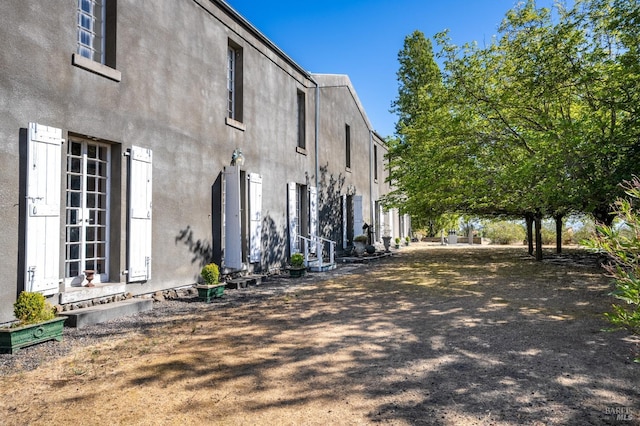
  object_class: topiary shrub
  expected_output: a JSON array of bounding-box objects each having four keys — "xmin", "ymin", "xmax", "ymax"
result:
[
  {"xmin": 13, "ymin": 291, "xmax": 55, "ymax": 326},
  {"xmin": 200, "ymin": 263, "xmax": 220, "ymax": 285},
  {"xmin": 290, "ymin": 253, "xmax": 305, "ymax": 267}
]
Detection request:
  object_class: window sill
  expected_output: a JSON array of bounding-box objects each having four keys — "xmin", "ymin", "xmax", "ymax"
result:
[
  {"xmin": 225, "ymin": 117, "xmax": 246, "ymax": 131},
  {"xmin": 72, "ymin": 53, "xmax": 121, "ymax": 82},
  {"xmin": 296, "ymin": 146, "xmax": 307, "ymax": 155}
]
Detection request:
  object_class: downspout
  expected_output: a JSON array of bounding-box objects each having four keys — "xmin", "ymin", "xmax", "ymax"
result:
[
  {"xmin": 314, "ymin": 79, "xmax": 319, "ymax": 198},
  {"xmin": 369, "ymin": 129, "xmax": 374, "ymax": 242},
  {"xmin": 311, "ymin": 76, "xmax": 320, "ymax": 237}
]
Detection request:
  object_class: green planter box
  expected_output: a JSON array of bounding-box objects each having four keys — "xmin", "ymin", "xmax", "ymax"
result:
[
  {"xmin": 288, "ymin": 267, "xmax": 306, "ymax": 278},
  {"xmin": 195, "ymin": 284, "xmax": 225, "ymax": 303},
  {"xmin": 0, "ymin": 317, "xmax": 66, "ymax": 354}
]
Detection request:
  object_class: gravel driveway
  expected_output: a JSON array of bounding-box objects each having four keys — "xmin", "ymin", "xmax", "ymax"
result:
[{"xmin": 1, "ymin": 244, "xmax": 638, "ymax": 425}]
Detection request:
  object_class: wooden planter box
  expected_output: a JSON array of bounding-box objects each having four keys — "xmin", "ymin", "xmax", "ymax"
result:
[
  {"xmin": 0, "ymin": 317, "xmax": 66, "ymax": 354},
  {"xmin": 195, "ymin": 284, "xmax": 225, "ymax": 303}
]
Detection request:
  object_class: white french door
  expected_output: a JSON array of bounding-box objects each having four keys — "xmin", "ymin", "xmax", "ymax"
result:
[{"xmin": 65, "ymin": 138, "xmax": 110, "ymax": 284}]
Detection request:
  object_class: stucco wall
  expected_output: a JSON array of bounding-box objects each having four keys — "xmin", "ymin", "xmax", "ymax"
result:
[{"xmin": 0, "ymin": 0, "xmax": 392, "ymax": 322}]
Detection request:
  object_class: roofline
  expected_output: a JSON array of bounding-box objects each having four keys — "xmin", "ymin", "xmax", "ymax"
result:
[{"xmin": 211, "ymin": 0, "xmax": 312, "ymax": 80}]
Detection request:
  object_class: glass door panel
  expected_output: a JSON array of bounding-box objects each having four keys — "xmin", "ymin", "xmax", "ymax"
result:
[{"xmin": 65, "ymin": 139, "xmax": 110, "ymax": 284}]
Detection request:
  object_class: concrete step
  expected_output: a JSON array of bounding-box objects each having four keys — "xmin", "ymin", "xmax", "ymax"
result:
[
  {"xmin": 225, "ymin": 274, "xmax": 266, "ymax": 289},
  {"xmin": 59, "ymin": 298, "xmax": 153, "ymax": 329},
  {"xmin": 309, "ymin": 262, "xmax": 336, "ymax": 272}
]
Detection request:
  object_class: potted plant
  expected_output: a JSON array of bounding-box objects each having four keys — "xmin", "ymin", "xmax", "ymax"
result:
[
  {"xmin": 405, "ymin": 236, "xmax": 410, "ymax": 246},
  {"xmin": 353, "ymin": 234, "xmax": 368, "ymax": 256},
  {"xmin": 395, "ymin": 237, "xmax": 401, "ymax": 249},
  {"xmin": 0, "ymin": 291, "xmax": 66, "ymax": 354},
  {"xmin": 195, "ymin": 263, "xmax": 225, "ymax": 302},
  {"xmin": 288, "ymin": 252, "xmax": 306, "ymax": 277}
]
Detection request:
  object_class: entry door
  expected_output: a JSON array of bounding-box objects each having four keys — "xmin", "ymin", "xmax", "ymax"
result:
[{"xmin": 65, "ymin": 139, "xmax": 110, "ymax": 284}]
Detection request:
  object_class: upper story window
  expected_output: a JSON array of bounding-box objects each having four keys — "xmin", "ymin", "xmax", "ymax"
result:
[
  {"xmin": 374, "ymin": 144, "xmax": 378, "ymax": 181},
  {"xmin": 297, "ymin": 90, "xmax": 306, "ymax": 151},
  {"xmin": 345, "ymin": 124, "xmax": 351, "ymax": 170},
  {"xmin": 227, "ymin": 46, "xmax": 236, "ymax": 118},
  {"xmin": 73, "ymin": 0, "xmax": 120, "ymax": 81},
  {"xmin": 227, "ymin": 40, "xmax": 243, "ymax": 123},
  {"xmin": 77, "ymin": 0, "xmax": 105, "ymax": 63}
]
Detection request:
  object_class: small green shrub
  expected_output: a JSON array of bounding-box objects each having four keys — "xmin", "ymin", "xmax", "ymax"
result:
[
  {"xmin": 395, "ymin": 237, "xmax": 401, "ymax": 245},
  {"xmin": 354, "ymin": 234, "xmax": 368, "ymax": 243},
  {"xmin": 290, "ymin": 253, "xmax": 305, "ymax": 267},
  {"xmin": 200, "ymin": 263, "xmax": 220, "ymax": 285},
  {"xmin": 13, "ymin": 291, "xmax": 55, "ymax": 326}
]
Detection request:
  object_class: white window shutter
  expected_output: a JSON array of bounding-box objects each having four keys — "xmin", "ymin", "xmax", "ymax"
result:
[
  {"xmin": 287, "ymin": 182, "xmax": 298, "ymax": 254},
  {"xmin": 354, "ymin": 195, "xmax": 364, "ymax": 238},
  {"xmin": 309, "ymin": 186, "xmax": 318, "ymax": 254},
  {"xmin": 25, "ymin": 123, "xmax": 63, "ymax": 295},
  {"xmin": 248, "ymin": 173, "xmax": 262, "ymax": 263},
  {"xmin": 128, "ymin": 146, "xmax": 152, "ymax": 282},
  {"xmin": 223, "ymin": 165, "xmax": 242, "ymax": 270},
  {"xmin": 342, "ymin": 194, "xmax": 347, "ymax": 249},
  {"xmin": 379, "ymin": 203, "xmax": 387, "ymax": 241}
]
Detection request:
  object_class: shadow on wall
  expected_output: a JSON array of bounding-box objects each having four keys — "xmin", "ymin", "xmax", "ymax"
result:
[
  {"xmin": 175, "ymin": 225, "xmax": 213, "ymax": 268},
  {"xmin": 174, "ymin": 165, "xmax": 345, "ymax": 275},
  {"xmin": 318, "ymin": 163, "xmax": 345, "ymax": 244},
  {"xmin": 260, "ymin": 213, "xmax": 288, "ymax": 272}
]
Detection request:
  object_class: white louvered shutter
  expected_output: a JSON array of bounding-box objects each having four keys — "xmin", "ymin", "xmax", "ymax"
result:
[
  {"xmin": 287, "ymin": 182, "xmax": 298, "ymax": 254},
  {"xmin": 223, "ymin": 165, "xmax": 242, "ymax": 270},
  {"xmin": 25, "ymin": 123, "xmax": 63, "ymax": 294},
  {"xmin": 354, "ymin": 195, "xmax": 364, "ymax": 238},
  {"xmin": 309, "ymin": 186, "xmax": 318, "ymax": 254},
  {"xmin": 128, "ymin": 146, "xmax": 152, "ymax": 282},
  {"xmin": 248, "ymin": 173, "xmax": 262, "ymax": 263},
  {"xmin": 342, "ymin": 194, "xmax": 347, "ymax": 249}
]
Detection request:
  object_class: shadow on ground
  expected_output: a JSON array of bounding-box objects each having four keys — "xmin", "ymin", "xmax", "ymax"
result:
[
  {"xmin": 120, "ymin": 247, "xmax": 639, "ymax": 424},
  {"xmin": 3, "ymin": 245, "xmax": 639, "ymax": 425}
]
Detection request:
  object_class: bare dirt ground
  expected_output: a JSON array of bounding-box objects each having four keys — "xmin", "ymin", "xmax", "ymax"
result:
[{"xmin": 1, "ymin": 244, "xmax": 639, "ymax": 425}]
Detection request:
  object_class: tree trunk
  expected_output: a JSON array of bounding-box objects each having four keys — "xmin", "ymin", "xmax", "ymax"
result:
[
  {"xmin": 525, "ymin": 213, "xmax": 534, "ymax": 256},
  {"xmin": 554, "ymin": 215, "xmax": 563, "ymax": 254},
  {"xmin": 534, "ymin": 213, "xmax": 543, "ymax": 261},
  {"xmin": 593, "ymin": 205, "xmax": 614, "ymax": 227}
]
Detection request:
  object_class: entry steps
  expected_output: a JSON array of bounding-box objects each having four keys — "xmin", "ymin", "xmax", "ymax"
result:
[
  {"xmin": 225, "ymin": 274, "xmax": 266, "ymax": 289},
  {"xmin": 59, "ymin": 298, "xmax": 153, "ymax": 329},
  {"xmin": 307, "ymin": 258, "xmax": 337, "ymax": 272}
]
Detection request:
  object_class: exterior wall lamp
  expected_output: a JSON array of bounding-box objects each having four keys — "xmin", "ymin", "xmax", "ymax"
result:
[{"xmin": 231, "ymin": 148, "xmax": 245, "ymax": 166}]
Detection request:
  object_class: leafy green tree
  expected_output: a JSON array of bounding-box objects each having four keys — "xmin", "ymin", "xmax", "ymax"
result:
[{"xmin": 387, "ymin": 0, "xmax": 640, "ymax": 260}]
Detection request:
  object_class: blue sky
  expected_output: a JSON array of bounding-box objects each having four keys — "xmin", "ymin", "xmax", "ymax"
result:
[{"xmin": 225, "ymin": 0, "xmax": 557, "ymax": 138}]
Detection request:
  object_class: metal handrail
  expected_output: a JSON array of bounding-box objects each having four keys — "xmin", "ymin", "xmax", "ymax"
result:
[{"xmin": 296, "ymin": 235, "xmax": 335, "ymax": 267}]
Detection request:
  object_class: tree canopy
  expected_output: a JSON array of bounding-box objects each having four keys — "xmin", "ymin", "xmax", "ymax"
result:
[{"xmin": 385, "ymin": 0, "xmax": 640, "ymax": 234}]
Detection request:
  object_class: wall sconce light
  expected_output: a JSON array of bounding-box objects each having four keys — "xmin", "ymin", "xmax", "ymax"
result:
[{"xmin": 231, "ymin": 148, "xmax": 245, "ymax": 166}]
